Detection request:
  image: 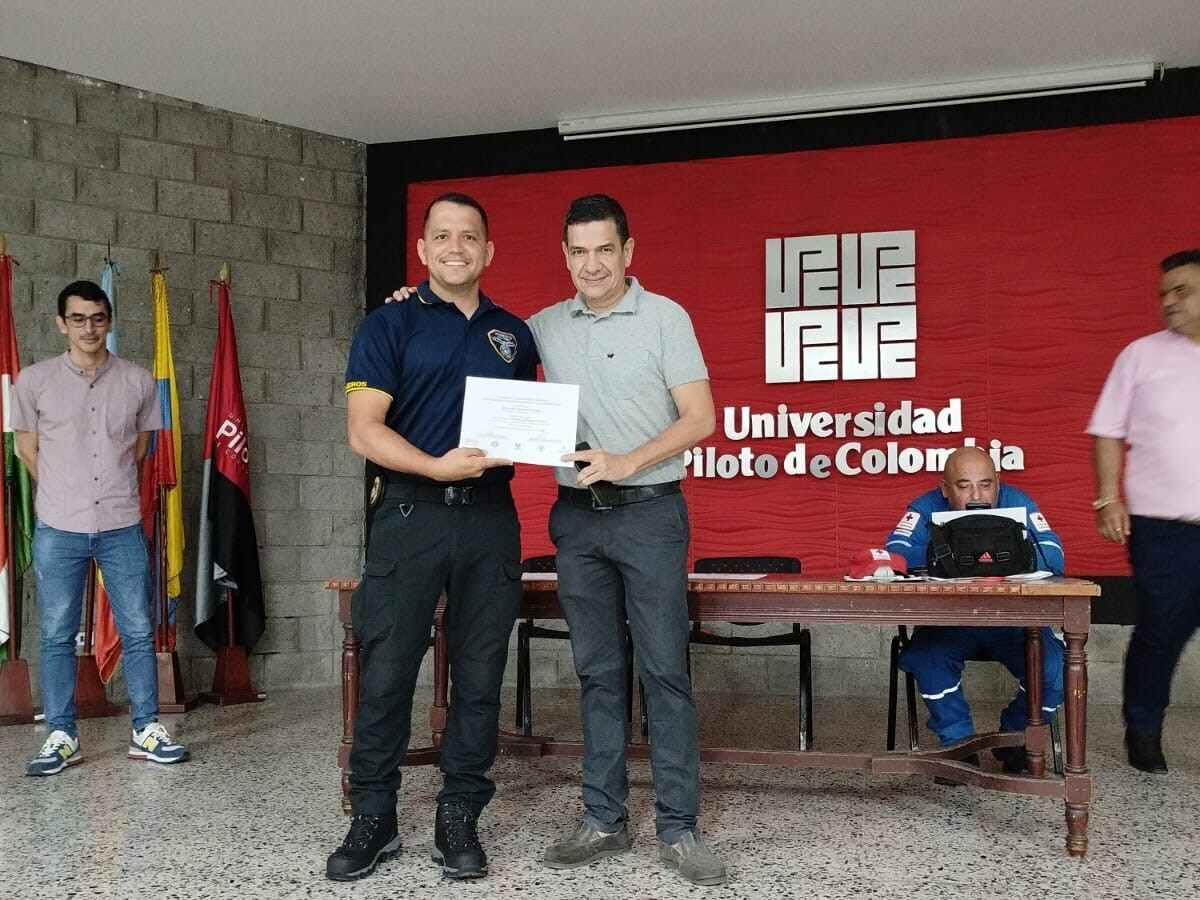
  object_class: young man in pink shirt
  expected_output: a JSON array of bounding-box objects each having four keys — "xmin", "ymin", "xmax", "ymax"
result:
[{"xmin": 1088, "ymin": 249, "xmax": 1200, "ymax": 774}]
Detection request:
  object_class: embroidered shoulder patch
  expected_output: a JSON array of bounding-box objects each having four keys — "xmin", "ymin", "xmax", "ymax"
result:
[
  {"xmin": 893, "ymin": 510, "xmax": 920, "ymax": 536},
  {"xmin": 1030, "ymin": 512, "xmax": 1051, "ymax": 532},
  {"xmin": 487, "ymin": 329, "xmax": 517, "ymax": 363}
]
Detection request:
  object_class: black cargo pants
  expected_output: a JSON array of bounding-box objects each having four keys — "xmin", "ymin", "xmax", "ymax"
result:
[{"xmin": 347, "ymin": 484, "xmax": 523, "ymax": 816}]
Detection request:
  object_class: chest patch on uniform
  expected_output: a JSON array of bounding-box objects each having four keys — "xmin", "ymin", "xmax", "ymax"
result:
[
  {"xmin": 487, "ymin": 329, "xmax": 518, "ymax": 363},
  {"xmin": 894, "ymin": 510, "xmax": 920, "ymax": 536}
]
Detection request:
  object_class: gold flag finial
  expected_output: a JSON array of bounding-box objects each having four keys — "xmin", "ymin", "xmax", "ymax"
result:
[
  {"xmin": 219, "ymin": 262, "xmax": 230, "ymax": 284},
  {"xmin": 150, "ymin": 249, "xmax": 170, "ymax": 273},
  {"xmin": 0, "ymin": 232, "xmax": 7, "ymax": 256}
]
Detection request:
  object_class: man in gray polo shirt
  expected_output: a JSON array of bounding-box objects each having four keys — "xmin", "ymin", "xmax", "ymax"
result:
[
  {"xmin": 535, "ymin": 195, "xmax": 722, "ymax": 886},
  {"xmin": 12, "ymin": 280, "xmax": 188, "ymax": 776}
]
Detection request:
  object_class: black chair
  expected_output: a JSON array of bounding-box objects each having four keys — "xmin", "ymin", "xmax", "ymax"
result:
[
  {"xmin": 886, "ymin": 626, "xmax": 1064, "ymax": 773},
  {"xmin": 514, "ymin": 555, "xmax": 635, "ymax": 737},
  {"xmin": 671, "ymin": 555, "xmax": 813, "ymax": 750}
]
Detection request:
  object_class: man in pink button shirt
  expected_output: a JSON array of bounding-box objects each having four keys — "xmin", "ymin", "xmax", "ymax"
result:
[
  {"xmin": 12, "ymin": 280, "xmax": 188, "ymax": 775},
  {"xmin": 1088, "ymin": 249, "xmax": 1200, "ymax": 774}
]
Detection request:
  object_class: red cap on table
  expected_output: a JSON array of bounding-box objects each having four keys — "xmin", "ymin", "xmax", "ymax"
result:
[{"xmin": 847, "ymin": 548, "xmax": 908, "ymax": 578}]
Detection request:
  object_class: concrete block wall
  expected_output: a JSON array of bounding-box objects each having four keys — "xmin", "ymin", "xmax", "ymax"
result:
[{"xmin": 2, "ymin": 56, "xmax": 364, "ymax": 695}]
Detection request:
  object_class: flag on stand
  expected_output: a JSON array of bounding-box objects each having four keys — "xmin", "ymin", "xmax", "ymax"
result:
[
  {"xmin": 101, "ymin": 257, "xmax": 119, "ymax": 354},
  {"xmin": 0, "ymin": 251, "xmax": 35, "ymax": 662},
  {"xmin": 92, "ymin": 257, "xmax": 122, "ymax": 681},
  {"xmin": 138, "ymin": 270, "xmax": 184, "ymax": 650},
  {"xmin": 92, "ymin": 569, "xmax": 122, "ymax": 682},
  {"xmin": 194, "ymin": 276, "xmax": 264, "ymax": 651}
]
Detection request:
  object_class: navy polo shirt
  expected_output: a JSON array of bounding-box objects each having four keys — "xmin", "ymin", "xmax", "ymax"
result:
[{"xmin": 345, "ymin": 281, "xmax": 538, "ymax": 483}]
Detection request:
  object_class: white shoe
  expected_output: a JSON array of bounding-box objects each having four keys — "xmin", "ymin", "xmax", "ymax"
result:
[{"xmin": 129, "ymin": 722, "xmax": 190, "ymax": 764}]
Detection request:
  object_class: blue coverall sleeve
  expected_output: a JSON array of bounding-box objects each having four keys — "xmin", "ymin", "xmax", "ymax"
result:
[
  {"xmin": 884, "ymin": 504, "xmax": 931, "ymax": 570},
  {"xmin": 1023, "ymin": 497, "xmax": 1066, "ymax": 575}
]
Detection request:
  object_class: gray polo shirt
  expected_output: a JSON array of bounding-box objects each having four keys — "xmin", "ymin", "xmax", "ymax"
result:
[
  {"xmin": 529, "ymin": 277, "xmax": 708, "ymax": 487},
  {"xmin": 11, "ymin": 352, "xmax": 161, "ymax": 533}
]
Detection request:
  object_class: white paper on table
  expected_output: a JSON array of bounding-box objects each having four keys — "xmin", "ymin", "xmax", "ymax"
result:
[
  {"xmin": 843, "ymin": 574, "xmax": 926, "ymax": 582},
  {"xmin": 931, "ymin": 506, "xmax": 1028, "ymax": 527},
  {"xmin": 687, "ymin": 573, "xmax": 767, "ymax": 581},
  {"xmin": 460, "ymin": 376, "xmax": 578, "ymax": 468},
  {"xmin": 1005, "ymin": 570, "xmax": 1054, "ymax": 581}
]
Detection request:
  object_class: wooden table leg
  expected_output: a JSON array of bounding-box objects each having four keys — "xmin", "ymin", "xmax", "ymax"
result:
[
  {"xmin": 1063, "ymin": 613, "xmax": 1091, "ymax": 857},
  {"xmin": 339, "ymin": 590, "xmax": 358, "ymax": 815},
  {"xmin": 1025, "ymin": 626, "xmax": 1046, "ymax": 777},
  {"xmin": 429, "ymin": 606, "xmax": 448, "ymax": 746}
]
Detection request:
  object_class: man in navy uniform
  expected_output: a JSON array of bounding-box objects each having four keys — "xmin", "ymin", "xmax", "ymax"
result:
[
  {"xmin": 884, "ymin": 446, "xmax": 1065, "ymax": 769},
  {"xmin": 327, "ymin": 193, "xmax": 536, "ymax": 882}
]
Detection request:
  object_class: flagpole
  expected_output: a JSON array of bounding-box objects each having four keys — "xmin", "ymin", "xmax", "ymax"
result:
[{"xmin": 0, "ymin": 237, "xmax": 34, "ymax": 725}]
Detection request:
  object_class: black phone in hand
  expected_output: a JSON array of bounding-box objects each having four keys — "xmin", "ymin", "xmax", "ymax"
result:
[{"xmin": 574, "ymin": 442, "xmax": 616, "ymax": 509}]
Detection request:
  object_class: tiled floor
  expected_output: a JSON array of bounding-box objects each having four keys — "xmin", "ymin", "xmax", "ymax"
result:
[{"xmin": 2, "ymin": 687, "xmax": 1198, "ymax": 899}]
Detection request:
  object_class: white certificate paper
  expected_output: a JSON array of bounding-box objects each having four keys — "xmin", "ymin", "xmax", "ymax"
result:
[{"xmin": 460, "ymin": 376, "xmax": 578, "ymax": 468}]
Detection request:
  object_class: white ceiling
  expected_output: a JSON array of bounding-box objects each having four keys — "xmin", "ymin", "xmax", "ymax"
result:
[{"xmin": 3, "ymin": 1, "xmax": 1198, "ymax": 144}]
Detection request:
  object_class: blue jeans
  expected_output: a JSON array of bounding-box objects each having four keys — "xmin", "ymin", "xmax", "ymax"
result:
[
  {"xmin": 33, "ymin": 521, "xmax": 158, "ymax": 736},
  {"xmin": 1124, "ymin": 516, "xmax": 1200, "ymax": 733},
  {"xmin": 550, "ymin": 492, "xmax": 699, "ymax": 843},
  {"xmin": 898, "ymin": 626, "xmax": 1064, "ymax": 746}
]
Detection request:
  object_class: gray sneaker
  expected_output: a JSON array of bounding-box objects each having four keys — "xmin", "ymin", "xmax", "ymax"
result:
[
  {"xmin": 658, "ymin": 831, "xmax": 727, "ymax": 886},
  {"xmin": 543, "ymin": 820, "xmax": 631, "ymax": 869}
]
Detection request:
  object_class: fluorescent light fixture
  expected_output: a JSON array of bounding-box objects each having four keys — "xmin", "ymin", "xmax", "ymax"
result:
[{"xmin": 558, "ymin": 62, "xmax": 1159, "ymax": 140}]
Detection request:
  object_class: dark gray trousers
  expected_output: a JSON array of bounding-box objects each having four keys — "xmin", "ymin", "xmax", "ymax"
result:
[{"xmin": 550, "ymin": 491, "xmax": 700, "ymax": 842}]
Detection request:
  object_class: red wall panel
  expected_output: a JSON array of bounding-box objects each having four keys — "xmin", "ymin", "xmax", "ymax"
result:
[{"xmin": 404, "ymin": 116, "xmax": 1199, "ymax": 576}]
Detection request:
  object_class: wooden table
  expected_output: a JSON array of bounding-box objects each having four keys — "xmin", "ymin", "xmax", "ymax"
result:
[{"xmin": 326, "ymin": 575, "xmax": 1099, "ymax": 856}]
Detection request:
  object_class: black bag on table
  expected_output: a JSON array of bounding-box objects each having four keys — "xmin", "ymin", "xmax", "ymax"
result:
[{"xmin": 926, "ymin": 513, "xmax": 1035, "ymax": 577}]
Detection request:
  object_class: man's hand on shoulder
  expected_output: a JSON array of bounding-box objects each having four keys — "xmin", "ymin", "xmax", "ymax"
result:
[
  {"xmin": 563, "ymin": 448, "xmax": 637, "ymax": 486},
  {"xmin": 386, "ymin": 286, "xmax": 418, "ymax": 304},
  {"xmin": 430, "ymin": 447, "xmax": 512, "ymax": 481}
]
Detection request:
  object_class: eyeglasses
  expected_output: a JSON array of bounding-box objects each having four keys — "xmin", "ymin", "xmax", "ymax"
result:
[{"xmin": 63, "ymin": 313, "xmax": 111, "ymax": 328}]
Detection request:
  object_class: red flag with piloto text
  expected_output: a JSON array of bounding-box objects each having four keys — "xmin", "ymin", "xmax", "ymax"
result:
[{"xmin": 193, "ymin": 278, "xmax": 264, "ymax": 651}]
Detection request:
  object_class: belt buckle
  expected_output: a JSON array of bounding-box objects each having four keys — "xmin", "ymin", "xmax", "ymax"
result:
[
  {"xmin": 588, "ymin": 487, "xmax": 613, "ymax": 512},
  {"xmin": 444, "ymin": 485, "xmax": 475, "ymax": 506}
]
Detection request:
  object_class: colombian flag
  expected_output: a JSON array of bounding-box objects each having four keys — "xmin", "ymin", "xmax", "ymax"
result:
[{"xmin": 140, "ymin": 270, "xmax": 185, "ymax": 648}]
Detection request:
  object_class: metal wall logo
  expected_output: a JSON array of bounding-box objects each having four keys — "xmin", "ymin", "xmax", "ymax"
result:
[{"xmin": 764, "ymin": 231, "xmax": 916, "ymax": 383}]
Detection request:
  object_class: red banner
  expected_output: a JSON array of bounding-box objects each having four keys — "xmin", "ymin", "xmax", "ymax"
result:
[
  {"xmin": 407, "ymin": 115, "xmax": 1200, "ymax": 576},
  {"xmin": 193, "ymin": 279, "xmax": 264, "ymax": 651}
]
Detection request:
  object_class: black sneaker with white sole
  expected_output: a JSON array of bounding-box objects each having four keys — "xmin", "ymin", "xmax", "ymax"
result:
[
  {"xmin": 326, "ymin": 814, "xmax": 402, "ymax": 881},
  {"xmin": 432, "ymin": 800, "xmax": 487, "ymax": 879}
]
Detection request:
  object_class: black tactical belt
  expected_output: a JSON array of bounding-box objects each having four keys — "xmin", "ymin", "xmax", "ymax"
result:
[
  {"xmin": 386, "ymin": 479, "xmax": 512, "ymax": 506},
  {"xmin": 558, "ymin": 481, "xmax": 680, "ymax": 511}
]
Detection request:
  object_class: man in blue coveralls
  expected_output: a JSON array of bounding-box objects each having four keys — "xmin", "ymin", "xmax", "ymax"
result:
[
  {"xmin": 326, "ymin": 193, "xmax": 537, "ymax": 882},
  {"xmin": 884, "ymin": 446, "xmax": 1065, "ymax": 771}
]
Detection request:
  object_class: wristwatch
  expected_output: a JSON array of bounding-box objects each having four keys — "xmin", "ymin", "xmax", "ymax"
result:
[{"xmin": 1092, "ymin": 496, "xmax": 1118, "ymax": 510}]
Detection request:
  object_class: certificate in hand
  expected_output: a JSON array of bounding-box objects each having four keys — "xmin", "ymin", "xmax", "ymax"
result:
[{"xmin": 460, "ymin": 376, "xmax": 579, "ymax": 468}]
